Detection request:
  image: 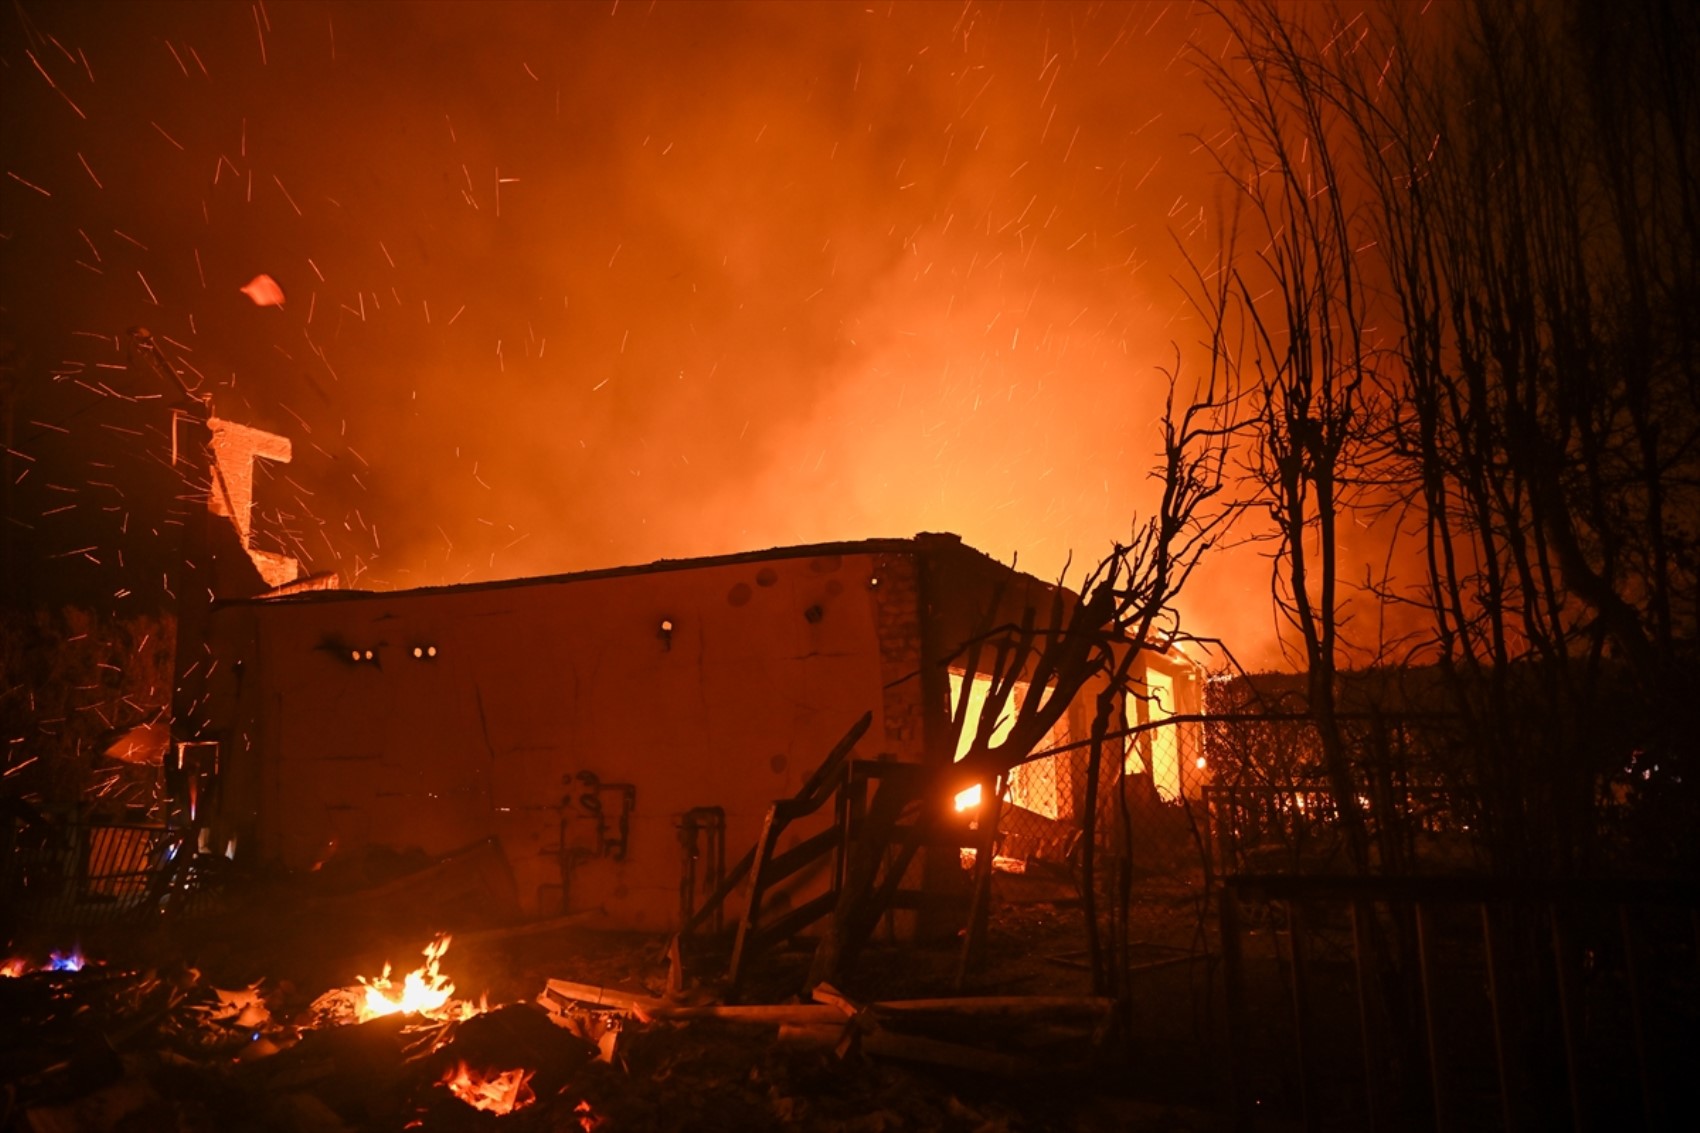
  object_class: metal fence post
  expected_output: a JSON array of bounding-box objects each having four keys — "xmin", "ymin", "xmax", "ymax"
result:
[
  {"xmin": 1549, "ymin": 904, "xmax": 1585, "ymax": 1133},
  {"xmin": 1617, "ymin": 904, "xmax": 1655, "ymax": 1130},
  {"xmin": 1479, "ymin": 902, "xmax": 1516, "ymax": 1133},
  {"xmin": 1414, "ymin": 902, "xmax": 1447, "ymax": 1133},
  {"xmin": 1350, "ymin": 899, "xmax": 1383, "ymax": 1133},
  {"xmin": 1219, "ymin": 882, "xmax": 1254, "ymax": 1133},
  {"xmin": 1287, "ymin": 898, "xmax": 1319, "ymax": 1129}
]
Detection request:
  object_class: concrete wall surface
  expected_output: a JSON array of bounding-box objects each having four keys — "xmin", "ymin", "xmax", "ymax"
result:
[{"xmin": 204, "ymin": 543, "xmax": 918, "ymax": 927}]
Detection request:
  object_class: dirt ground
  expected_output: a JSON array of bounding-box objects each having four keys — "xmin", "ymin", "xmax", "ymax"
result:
[{"xmin": 2, "ymin": 859, "xmax": 1255, "ymax": 1133}]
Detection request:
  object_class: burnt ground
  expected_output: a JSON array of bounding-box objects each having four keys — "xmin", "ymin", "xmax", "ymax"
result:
[{"xmin": 1, "ymin": 862, "xmax": 1261, "ymax": 1133}]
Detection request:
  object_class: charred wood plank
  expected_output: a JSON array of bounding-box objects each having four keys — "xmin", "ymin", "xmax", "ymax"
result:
[
  {"xmin": 728, "ymin": 805, "xmax": 786, "ymax": 989},
  {"xmin": 759, "ymin": 826, "xmax": 840, "ymax": 888},
  {"xmin": 743, "ymin": 890, "xmax": 839, "ymax": 958},
  {"xmin": 676, "ymin": 712, "xmax": 871, "ymax": 938}
]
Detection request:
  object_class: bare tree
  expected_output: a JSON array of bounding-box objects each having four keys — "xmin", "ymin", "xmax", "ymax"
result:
[
  {"xmin": 1190, "ymin": 1, "xmax": 1393, "ymax": 872},
  {"xmin": 1195, "ymin": 0, "xmax": 1699, "ymax": 874},
  {"xmin": 809, "ymin": 371, "xmax": 1234, "ymax": 991}
]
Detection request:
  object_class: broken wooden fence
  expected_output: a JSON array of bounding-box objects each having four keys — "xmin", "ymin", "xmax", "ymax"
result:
[{"xmin": 674, "ymin": 710, "xmax": 979, "ymax": 994}]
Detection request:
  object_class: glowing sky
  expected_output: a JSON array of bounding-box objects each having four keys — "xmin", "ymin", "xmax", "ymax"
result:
[{"xmin": 2, "ymin": 1, "xmax": 1282, "ymax": 663}]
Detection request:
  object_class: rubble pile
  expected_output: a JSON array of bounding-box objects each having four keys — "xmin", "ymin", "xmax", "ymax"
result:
[
  {"xmin": 0, "ymin": 939, "xmax": 1137, "ymax": 1132},
  {"xmin": 0, "ymin": 845, "xmax": 1227, "ymax": 1132}
]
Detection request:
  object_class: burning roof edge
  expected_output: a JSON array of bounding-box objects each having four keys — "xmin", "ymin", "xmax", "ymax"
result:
[{"xmin": 215, "ymin": 531, "xmax": 1011, "ymax": 610}]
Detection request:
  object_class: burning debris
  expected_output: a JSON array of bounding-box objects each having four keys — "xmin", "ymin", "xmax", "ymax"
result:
[
  {"xmin": 294, "ymin": 934, "xmax": 501, "ymax": 1054},
  {"xmin": 354, "ymin": 934, "xmax": 460, "ymax": 1022},
  {"xmin": 305, "ymin": 932, "xmax": 484, "ymax": 1027},
  {"xmin": 438, "ymin": 1060, "xmax": 536, "ymax": 1115},
  {"xmin": 0, "ymin": 907, "xmax": 1117, "ymax": 1132},
  {"xmin": 2, "ymin": 945, "xmax": 87, "ymax": 976},
  {"xmin": 0, "ymin": 932, "xmax": 585, "ymax": 1130}
]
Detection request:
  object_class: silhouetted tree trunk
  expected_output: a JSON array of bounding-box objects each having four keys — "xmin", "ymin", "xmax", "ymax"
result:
[
  {"xmin": 808, "ymin": 372, "xmax": 1233, "ymax": 990},
  {"xmin": 1196, "ymin": 0, "xmax": 1699, "ymax": 874},
  {"xmin": 1191, "ymin": 2, "xmax": 1384, "ymax": 871}
]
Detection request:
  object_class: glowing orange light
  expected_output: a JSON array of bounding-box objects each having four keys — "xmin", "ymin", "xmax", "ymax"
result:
[
  {"xmin": 958, "ymin": 847, "xmax": 1028, "ymax": 874},
  {"xmin": 355, "ymin": 935, "xmax": 464, "ymax": 1021},
  {"xmin": 441, "ymin": 1061, "xmax": 536, "ymax": 1114},
  {"xmin": 239, "ymin": 273, "xmax": 286, "ymax": 307},
  {"xmin": 953, "ymin": 783, "xmax": 983, "ymax": 811}
]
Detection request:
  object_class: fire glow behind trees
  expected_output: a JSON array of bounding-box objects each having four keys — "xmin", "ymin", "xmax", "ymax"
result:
[{"xmin": 1, "ymin": 0, "xmax": 1294, "ymax": 662}]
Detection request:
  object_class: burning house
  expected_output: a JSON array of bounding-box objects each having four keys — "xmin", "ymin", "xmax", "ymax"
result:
[{"xmin": 187, "ymin": 531, "xmax": 1203, "ymax": 932}]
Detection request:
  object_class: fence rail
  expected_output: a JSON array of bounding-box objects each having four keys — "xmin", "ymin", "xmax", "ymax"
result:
[
  {"xmin": 1205, "ymin": 784, "xmax": 1475, "ymax": 875},
  {"xmin": 2, "ymin": 819, "xmax": 216, "ymax": 927}
]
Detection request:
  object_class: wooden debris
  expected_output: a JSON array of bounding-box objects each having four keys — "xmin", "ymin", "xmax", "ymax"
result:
[
  {"xmin": 878, "ymin": 994, "xmax": 1115, "ymax": 1020},
  {"xmin": 451, "ymin": 909, "xmax": 601, "ymax": 947},
  {"xmin": 860, "ymin": 1028, "xmax": 1028, "ymax": 1077},
  {"xmin": 775, "ymin": 1021, "xmax": 848, "ymax": 1049},
  {"xmin": 536, "ymin": 977, "xmax": 1106, "ymax": 1077},
  {"xmin": 17, "ymin": 1072, "xmax": 161, "ymax": 1133},
  {"xmin": 651, "ymin": 1003, "xmax": 848, "ymax": 1025},
  {"xmin": 539, "ymin": 979, "xmax": 666, "ymax": 1018}
]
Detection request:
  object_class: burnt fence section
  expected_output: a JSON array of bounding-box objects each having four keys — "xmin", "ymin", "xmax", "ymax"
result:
[
  {"xmin": 1218, "ymin": 874, "xmax": 1700, "ymax": 1133},
  {"xmin": 2, "ymin": 816, "xmax": 222, "ymax": 928},
  {"xmin": 989, "ymin": 710, "xmax": 1482, "ymax": 891},
  {"xmin": 970, "ymin": 715, "xmax": 1699, "ymax": 1131},
  {"xmin": 991, "ymin": 712, "xmax": 1218, "ymax": 882},
  {"xmin": 1201, "ymin": 711, "xmax": 1479, "ymax": 877},
  {"xmin": 1206, "ymin": 782, "xmax": 1475, "ymax": 879}
]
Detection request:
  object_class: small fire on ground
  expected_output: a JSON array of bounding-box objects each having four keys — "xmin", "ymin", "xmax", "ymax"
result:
[
  {"xmin": 354, "ymin": 933, "xmax": 480, "ymax": 1022},
  {"xmin": 440, "ymin": 1060, "xmax": 536, "ymax": 1115},
  {"xmin": 2, "ymin": 947, "xmax": 87, "ymax": 977},
  {"xmin": 327, "ymin": 936, "xmax": 552, "ymax": 1116},
  {"xmin": 958, "ymin": 847, "xmax": 1027, "ymax": 874}
]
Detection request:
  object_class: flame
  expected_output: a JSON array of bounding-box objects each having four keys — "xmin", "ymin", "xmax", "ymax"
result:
[
  {"xmin": 958, "ymin": 848, "xmax": 1028, "ymax": 874},
  {"xmin": 441, "ymin": 1061, "xmax": 536, "ymax": 1115},
  {"xmin": 2, "ymin": 948, "xmax": 88, "ymax": 977},
  {"xmin": 356, "ymin": 935, "xmax": 457, "ymax": 1021},
  {"xmin": 953, "ymin": 783, "xmax": 983, "ymax": 812},
  {"xmin": 48, "ymin": 947, "xmax": 85, "ymax": 972}
]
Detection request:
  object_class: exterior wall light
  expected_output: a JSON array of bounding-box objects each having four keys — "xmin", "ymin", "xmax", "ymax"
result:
[
  {"xmin": 411, "ymin": 645, "xmax": 439, "ymax": 660},
  {"xmin": 658, "ymin": 618, "xmax": 674, "ymax": 650}
]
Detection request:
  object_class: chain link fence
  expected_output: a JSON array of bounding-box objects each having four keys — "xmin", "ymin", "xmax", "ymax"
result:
[
  {"xmin": 1199, "ymin": 708, "xmax": 1478, "ymax": 876},
  {"xmin": 980, "ymin": 703, "xmax": 1480, "ymax": 886},
  {"xmin": 976, "ymin": 714, "xmax": 1216, "ymax": 884},
  {"xmin": 3, "ymin": 815, "xmax": 225, "ymax": 929}
]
